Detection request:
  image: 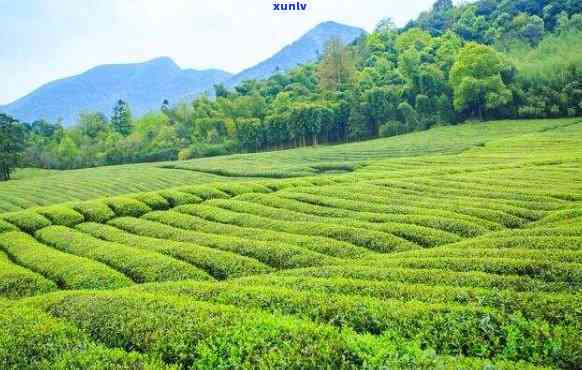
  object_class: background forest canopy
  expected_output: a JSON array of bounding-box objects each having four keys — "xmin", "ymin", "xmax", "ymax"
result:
[{"xmin": 2, "ymin": 0, "xmax": 582, "ymax": 175}]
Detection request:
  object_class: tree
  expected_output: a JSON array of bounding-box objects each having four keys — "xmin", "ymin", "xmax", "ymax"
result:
[
  {"xmin": 397, "ymin": 102, "xmax": 419, "ymax": 131},
  {"xmin": 450, "ymin": 43, "xmax": 512, "ymax": 120},
  {"xmin": 111, "ymin": 99, "xmax": 132, "ymax": 136},
  {"xmin": 78, "ymin": 112, "xmax": 108, "ymax": 139},
  {"xmin": 0, "ymin": 114, "xmax": 26, "ymax": 181},
  {"xmin": 317, "ymin": 38, "xmax": 357, "ymax": 93}
]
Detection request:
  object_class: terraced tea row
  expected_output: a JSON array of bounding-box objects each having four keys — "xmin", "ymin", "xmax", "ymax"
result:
[{"xmin": 0, "ymin": 117, "xmax": 580, "ymax": 368}]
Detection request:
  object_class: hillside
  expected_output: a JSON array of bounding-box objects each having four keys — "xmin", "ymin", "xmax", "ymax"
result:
[
  {"xmin": 0, "ymin": 21, "xmax": 365, "ymax": 125},
  {"xmin": 0, "ymin": 118, "xmax": 581, "ymax": 368},
  {"xmin": 0, "ymin": 57, "xmax": 232, "ymax": 125},
  {"xmin": 225, "ymin": 21, "xmax": 366, "ymax": 87}
]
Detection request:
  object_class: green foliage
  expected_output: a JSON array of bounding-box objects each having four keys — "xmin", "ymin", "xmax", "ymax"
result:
[
  {"xmin": 450, "ymin": 43, "xmax": 513, "ymax": 119},
  {"xmin": 1, "ymin": 210, "xmax": 51, "ymax": 233},
  {"xmin": 0, "ymin": 304, "xmax": 170, "ymax": 369},
  {"xmin": 0, "ymin": 231, "xmax": 133, "ymax": 290},
  {"xmin": 0, "ymin": 218, "xmax": 17, "ymax": 233},
  {"xmin": 35, "ymin": 206, "xmax": 84, "ymax": 227},
  {"xmin": 0, "ymin": 114, "xmax": 26, "ymax": 181},
  {"xmin": 108, "ymin": 216, "xmax": 336, "ymax": 269},
  {"xmin": 76, "ymin": 222, "xmax": 272, "ymax": 279},
  {"xmin": 71, "ymin": 200, "xmax": 116, "ymax": 223},
  {"xmin": 24, "ymin": 291, "xmax": 557, "ymax": 369},
  {"xmin": 131, "ymin": 192, "xmax": 170, "ymax": 210},
  {"xmin": 0, "ymin": 250, "xmax": 57, "ymax": 298},
  {"xmin": 105, "ymin": 197, "xmax": 152, "ymax": 217},
  {"xmin": 111, "ymin": 99, "xmax": 132, "ymax": 136},
  {"xmin": 35, "ymin": 225, "xmax": 212, "ymax": 283}
]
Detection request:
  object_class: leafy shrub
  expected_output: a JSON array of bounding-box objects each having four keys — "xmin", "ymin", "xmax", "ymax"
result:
[
  {"xmin": 236, "ymin": 193, "xmax": 462, "ymax": 247},
  {"xmin": 76, "ymin": 222, "xmax": 272, "ymax": 279},
  {"xmin": 105, "ymin": 197, "xmax": 152, "ymax": 217},
  {"xmin": 233, "ymin": 275, "xmax": 579, "ymax": 326},
  {"xmin": 0, "ymin": 250, "xmax": 57, "ymax": 298},
  {"xmin": 214, "ymin": 182, "xmax": 272, "ymax": 196},
  {"xmin": 193, "ymin": 200, "xmax": 418, "ymax": 253},
  {"xmin": 379, "ymin": 121, "xmax": 406, "ymax": 137},
  {"xmin": 131, "ymin": 192, "xmax": 170, "ymax": 210},
  {"xmin": 35, "ymin": 206, "xmax": 85, "ymax": 227},
  {"xmin": 0, "ymin": 303, "xmax": 170, "ymax": 369},
  {"xmin": 363, "ymin": 256, "xmax": 582, "ymax": 288},
  {"xmin": 33, "ymin": 290, "xmax": 578, "ymax": 369},
  {"xmin": 0, "ymin": 211, "xmax": 51, "ymax": 233},
  {"xmin": 71, "ymin": 200, "xmax": 116, "ymax": 223},
  {"xmin": 108, "ymin": 217, "xmax": 337, "ymax": 269},
  {"xmin": 151, "ymin": 209, "xmax": 370, "ymax": 258},
  {"xmin": 157, "ymin": 190, "xmax": 202, "ymax": 207},
  {"xmin": 175, "ymin": 185, "xmax": 229, "ymax": 200},
  {"xmin": 0, "ymin": 231, "xmax": 133, "ymax": 290},
  {"xmin": 35, "ymin": 226, "xmax": 212, "ymax": 283},
  {"xmin": 0, "ymin": 219, "xmax": 17, "ymax": 233},
  {"xmin": 280, "ymin": 265, "xmax": 568, "ymax": 293}
]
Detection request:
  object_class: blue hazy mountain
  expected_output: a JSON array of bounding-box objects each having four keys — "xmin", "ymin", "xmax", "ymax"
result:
[
  {"xmin": 225, "ymin": 21, "xmax": 366, "ymax": 88},
  {"xmin": 1, "ymin": 21, "xmax": 366, "ymax": 125},
  {"xmin": 0, "ymin": 57, "xmax": 232, "ymax": 125}
]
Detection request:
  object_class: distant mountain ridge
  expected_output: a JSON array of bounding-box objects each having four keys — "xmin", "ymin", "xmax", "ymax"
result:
[
  {"xmin": 0, "ymin": 57, "xmax": 232, "ymax": 124},
  {"xmin": 1, "ymin": 21, "xmax": 366, "ymax": 125},
  {"xmin": 225, "ymin": 21, "xmax": 366, "ymax": 87}
]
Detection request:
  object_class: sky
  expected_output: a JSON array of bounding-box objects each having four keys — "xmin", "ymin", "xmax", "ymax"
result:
[{"xmin": 0, "ymin": 0, "xmax": 440, "ymax": 105}]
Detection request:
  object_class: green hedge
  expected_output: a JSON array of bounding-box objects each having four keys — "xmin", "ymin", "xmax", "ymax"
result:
[
  {"xmin": 361, "ymin": 256, "xmax": 582, "ymax": 288},
  {"xmin": 232, "ymin": 275, "xmax": 580, "ymax": 326},
  {"xmin": 131, "ymin": 192, "xmax": 170, "ymax": 210},
  {"xmin": 108, "ymin": 217, "xmax": 337, "ymax": 269},
  {"xmin": 279, "ymin": 189, "xmax": 499, "ymax": 236},
  {"xmin": 149, "ymin": 209, "xmax": 370, "ymax": 258},
  {"xmin": 157, "ymin": 190, "xmax": 202, "ymax": 207},
  {"xmin": 184, "ymin": 201, "xmax": 419, "ymax": 253},
  {"xmin": 27, "ymin": 291, "xmax": 557, "ymax": 369},
  {"xmin": 76, "ymin": 222, "xmax": 272, "ymax": 279},
  {"xmin": 0, "ymin": 250, "xmax": 57, "ymax": 298},
  {"xmin": 213, "ymin": 182, "xmax": 272, "ymax": 196},
  {"xmin": 71, "ymin": 200, "xmax": 116, "ymax": 223},
  {"xmin": 280, "ymin": 265, "xmax": 569, "ymax": 292},
  {"xmin": 35, "ymin": 226, "xmax": 212, "ymax": 283},
  {"xmin": 235, "ymin": 193, "xmax": 463, "ymax": 247},
  {"xmin": 130, "ymin": 280, "xmax": 580, "ymax": 366},
  {"xmin": 0, "ymin": 219, "xmax": 17, "ymax": 233},
  {"xmin": 1, "ymin": 211, "xmax": 51, "ymax": 233},
  {"xmin": 105, "ymin": 197, "xmax": 152, "ymax": 217},
  {"xmin": 0, "ymin": 303, "xmax": 171, "ymax": 369},
  {"xmin": 0, "ymin": 231, "xmax": 133, "ymax": 290},
  {"xmin": 35, "ymin": 206, "xmax": 85, "ymax": 227},
  {"xmin": 175, "ymin": 184, "xmax": 229, "ymax": 200}
]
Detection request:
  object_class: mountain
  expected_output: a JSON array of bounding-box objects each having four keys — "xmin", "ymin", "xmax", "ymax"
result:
[
  {"xmin": 0, "ymin": 57, "xmax": 232, "ymax": 125},
  {"xmin": 1, "ymin": 21, "xmax": 365, "ymax": 125},
  {"xmin": 225, "ymin": 21, "xmax": 366, "ymax": 88}
]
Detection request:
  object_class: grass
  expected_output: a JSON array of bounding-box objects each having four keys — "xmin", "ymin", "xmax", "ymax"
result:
[{"xmin": 0, "ymin": 117, "xmax": 581, "ymax": 368}]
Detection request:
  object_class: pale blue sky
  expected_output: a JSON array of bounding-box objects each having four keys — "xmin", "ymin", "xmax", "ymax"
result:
[{"xmin": 0, "ymin": 0, "xmax": 440, "ymax": 104}]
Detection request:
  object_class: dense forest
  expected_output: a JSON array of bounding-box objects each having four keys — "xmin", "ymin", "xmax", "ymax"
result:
[{"xmin": 1, "ymin": 0, "xmax": 581, "ymax": 176}]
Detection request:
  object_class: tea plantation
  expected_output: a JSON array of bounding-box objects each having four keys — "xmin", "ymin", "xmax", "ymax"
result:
[{"xmin": 0, "ymin": 118, "xmax": 580, "ymax": 369}]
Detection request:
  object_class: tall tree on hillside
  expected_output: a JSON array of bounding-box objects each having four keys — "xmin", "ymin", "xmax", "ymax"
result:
[
  {"xmin": 450, "ymin": 43, "xmax": 512, "ymax": 120},
  {"xmin": 0, "ymin": 114, "xmax": 26, "ymax": 181},
  {"xmin": 111, "ymin": 99, "xmax": 132, "ymax": 136},
  {"xmin": 317, "ymin": 38, "xmax": 357, "ymax": 93}
]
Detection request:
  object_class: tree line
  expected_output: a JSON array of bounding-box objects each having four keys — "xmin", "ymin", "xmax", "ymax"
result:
[{"xmin": 1, "ymin": 0, "xmax": 581, "ymax": 179}]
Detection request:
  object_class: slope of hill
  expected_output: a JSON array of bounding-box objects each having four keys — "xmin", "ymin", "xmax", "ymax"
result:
[
  {"xmin": 225, "ymin": 21, "xmax": 366, "ymax": 87},
  {"xmin": 1, "ymin": 21, "xmax": 365, "ymax": 125},
  {"xmin": 0, "ymin": 57, "xmax": 232, "ymax": 125},
  {"xmin": 0, "ymin": 117, "xmax": 581, "ymax": 368},
  {"xmin": 0, "ymin": 117, "xmax": 579, "ymax": 212}
]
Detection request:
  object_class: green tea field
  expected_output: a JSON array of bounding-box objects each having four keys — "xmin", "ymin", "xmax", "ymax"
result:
[{"xmin": 0, "ymin": 118, "xmax": 581, "ymax": 369}]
